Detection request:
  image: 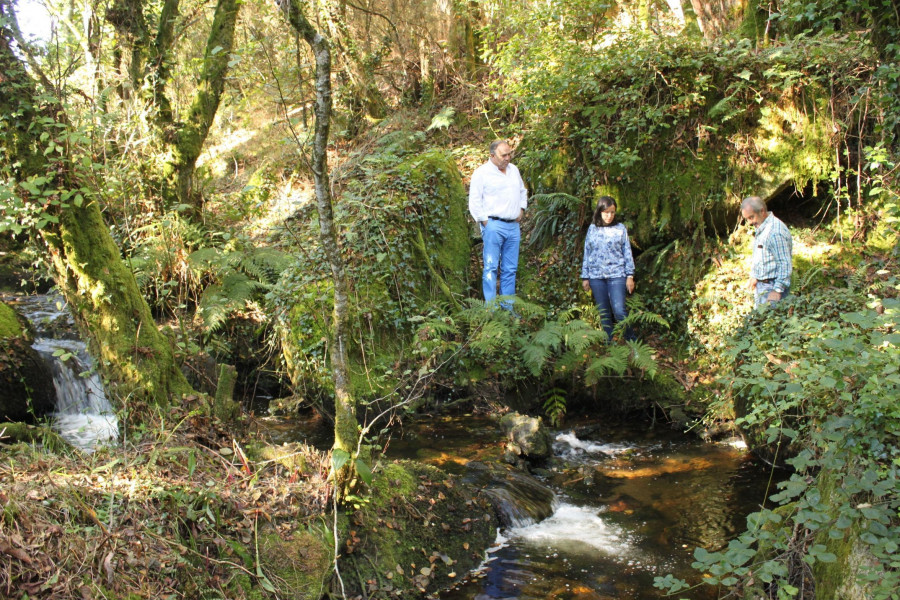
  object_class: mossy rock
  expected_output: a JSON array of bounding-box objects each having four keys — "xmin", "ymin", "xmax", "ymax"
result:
[
  {"xmin": 279, "ymin": 148, "xmax": 472, "ymax": 403},
  {"xmin": 0, "ymin": 302, "xmax": 56, "ymax": 422},
  {"xmin": 0, "ymin": 421, "xmax": 68, "ymax": 452},
  {"xmin": 339, "ymin": 460, "xmax": 498, "ymax": 599},
  {"xmin": 257, "ymin": 522, "xmax": 333, "ymax": 599},
  {"xmin": 812, "ymin": 470, "xmax": 880, "ymax": 600}
]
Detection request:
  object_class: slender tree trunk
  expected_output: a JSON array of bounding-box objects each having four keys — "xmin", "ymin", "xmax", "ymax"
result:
[
  {"xmin": 279, "ymin": 0, "xmax": 357, "ymax": 499},
  {"xmin": 639, "ymin": 0, "xmax": 652, "ymax": 30},
  {"xmin": 147, "ymin": 0, "xmax": 180, "ymax": 128},
  {"xmin": 451, "ymin": 0, "xmax": 481, "ymax": 78},
  {"xmin": 1, "ymin": 3, "xmax": 195, "ymax": 404},
  {"xmin": 105, "ymin": 0, "xmax": 149, "ymax": 96}
]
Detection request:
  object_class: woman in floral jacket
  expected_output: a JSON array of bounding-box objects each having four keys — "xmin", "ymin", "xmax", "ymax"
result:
[{"xmin": 580, "ymin": 196, "xmax": 636, "ymax": 341}]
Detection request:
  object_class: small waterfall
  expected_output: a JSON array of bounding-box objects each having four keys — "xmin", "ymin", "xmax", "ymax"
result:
[{"xmin": 15, "ymin": 295, "xmax": 118, "ymax": 452}]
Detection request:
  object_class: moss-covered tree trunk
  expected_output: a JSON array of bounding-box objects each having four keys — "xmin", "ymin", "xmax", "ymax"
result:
[
  {"xmin": 0, "ymin": 4, "xmax": 194, "ymax": 404},
  {"xmin": 106, "ymin": 0, "xmax": 239, "ymax": 219},
  {"xmin": 160, "ymin": 0, "xmax": 240, "ymax": 219},
  {"xmin": 280, "ymin": 0, "xmax": 358, "ymax": 498},
  {"xmin": 452, "ymin": 0, "xmax": 481, "ymax": 77}
]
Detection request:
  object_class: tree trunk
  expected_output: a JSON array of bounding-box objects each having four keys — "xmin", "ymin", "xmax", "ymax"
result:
[
  {"xmin": 160, "ymin": 0, "xmax": 240, "ymax": 219},
  {"xmin": 279, "ymin": 0, "xmax": 358, "ymax": 499},
  {"xmin": 105, "ymin": 0, "xmax": 150, "ymax": 96},
  {"xmin": 105, "ymin": 0, "xmax": 240, "ymax": 219},
  {"xmin": 451, "ymin": 0, "xmax": 481, "ymax": 78},
  {"xmin": 0, "ymin": 3, "xmax": 195, "ymax": 404}
]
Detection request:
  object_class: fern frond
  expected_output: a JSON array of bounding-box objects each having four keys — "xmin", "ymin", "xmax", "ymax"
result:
[
  {"xmin": 506, "ymin": 296, "xmax": 546, "ymax": 321},
  {"xmin": 188, "ymin": 247, "xmax": 227, "ymax": 275},
  {"xmin": 542, "ymin": 387, "xmax": 568, "ymax": 427},
  {"xmin": 561, "ymin": 319, "xmax": 606, "ymax": 352},
  {"xmin": 197, "ymin": 284, "xmax": 229, "ymax": 333},
  {"xmin": 241, "ymin": 248, "xmax": 293, "ymax": 284},
  {"xmin": 521, "ymin": 342, "xmax": 554, "ymax": 376},
  {"xmin": 426, "ymin": 106, "xmax": 456, "ymax": 131},
  {"xmin": 528, "ymin": 192, "xmax": 588, "ymax": 250},
  {"xmin": 416, "ymin": 316, "xmax": 458, "ymax": 340},
  {"xmin": 626, "ymin": 340, "xmax": 658, "ymax": 379},
  {"xmin": 555, "ymin": 304, "xmax": 583, "ymax": 323},
  {"xmin": 530, "ymin": 321, "xmax": 565, "ymax": 352},
  {"xmin": 584, "ymin": 346, "xmax": 630, "ymax": 385},
  {"xmin": 197, "ymin": 272, "xmax": 266, "ymax": 333},
  {"xmin": 555, "ymin": 347, "xmax": 591, "ymax": 376},
  {"xmin": 469, "ymin": 320, "xmax": 513, "ymax": 355}
]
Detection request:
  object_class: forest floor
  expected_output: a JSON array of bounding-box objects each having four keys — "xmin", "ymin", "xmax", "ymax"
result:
[{"xmin": 0, "ymin": 405, "xmax": 334, "ymax": 599}]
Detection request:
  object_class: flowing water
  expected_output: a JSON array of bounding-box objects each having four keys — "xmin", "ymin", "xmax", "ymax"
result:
[
  {"xmin": 9, "ymin": 294, "xmax": 118, "ymax": 452},
  {"xmin": 270, "ymin": 413, "xmax": 779, "ymax": 599}
]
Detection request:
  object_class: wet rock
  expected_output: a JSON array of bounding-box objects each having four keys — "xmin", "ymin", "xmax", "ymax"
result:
[
  {"xmin": 464, "ymin": 461, "xmax": 557, "ymax": 527},
  {"xmin": 499, "ymin": 411, "xmax": 553, "ymax": 464},
  {"xmin": 0, "ymin": 302, "xmax": 56, "ymax": 422}
]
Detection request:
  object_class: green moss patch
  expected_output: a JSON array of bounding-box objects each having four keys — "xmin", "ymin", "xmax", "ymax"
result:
[
  {"xmin": 274, "ymin": 145, "xmax": 472, "ymax": 402},
  {"xmin": 339, "ymin": 460, "xmax": 498, "ymax": 599},
  {"xmin": 0, "ymin": 302, "xmax": 25, "ymax": 339}
]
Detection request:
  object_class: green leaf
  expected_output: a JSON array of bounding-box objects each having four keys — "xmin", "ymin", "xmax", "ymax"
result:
[
  {"xmin": 355, "ymin": 458, "xmax": 373, "ymax": 486},
  {"xmin": 332, "ymin": 449, "xmax": 350, "ymax": 472}
]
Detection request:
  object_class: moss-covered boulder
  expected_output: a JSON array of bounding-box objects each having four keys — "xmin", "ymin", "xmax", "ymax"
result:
[
  {"xmin": 811, "ymin": 470, "xmax": 881, "ymax": 600},
  {"xmin": 276, "ymin": 146, "xmax": 472, "ymax": 404},
  {"xmin": 258, "ymin": 522, "xmax": 333, "ymax": 600},
  {"xmin": 338, "ymin": 460, "xmax": 498, "ymax": 599},
  {"xmin": 0, "ymin": 302, "xmax": 56, "ymax": 422}
]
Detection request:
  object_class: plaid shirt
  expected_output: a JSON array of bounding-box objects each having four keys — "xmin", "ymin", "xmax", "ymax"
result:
[{"xmin": 751, "ymin": 212, "xmax": 792, "ymax": 292}]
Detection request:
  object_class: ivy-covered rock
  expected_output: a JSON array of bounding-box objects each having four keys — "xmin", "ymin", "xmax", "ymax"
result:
[
  {"xmin": 274, "ymin": 145, "xmax": 472, "ymax": 405},
  {"xmin": 0, "ymin": 301, "xmax": 56, "ymax": 422}
]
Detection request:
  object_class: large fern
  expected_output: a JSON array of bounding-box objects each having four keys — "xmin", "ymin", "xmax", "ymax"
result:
[
  {"xmin": 198, "ymin": 272, "xmax": 266, "ymax": 334},
  {"xmin": 527, "ymin": 192, "xmax": 588, "ymax": 250}
]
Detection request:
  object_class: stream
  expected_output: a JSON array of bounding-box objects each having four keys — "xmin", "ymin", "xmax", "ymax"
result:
[
  {"xmin": 267, "ymin": 413, "xmax": 779, "ymax": 599},
  {"xmin": 7, "ymin": 293, "xmax": 778, "ymax": 597}
]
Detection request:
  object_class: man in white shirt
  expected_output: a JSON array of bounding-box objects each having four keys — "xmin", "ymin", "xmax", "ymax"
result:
[{"xmin": 468, "ymin": 140, "xmax": 528, "ymax": 303}]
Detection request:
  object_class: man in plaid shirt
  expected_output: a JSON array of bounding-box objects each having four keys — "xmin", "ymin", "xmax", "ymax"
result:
[{"xmin": 741, "ymin": 196, "xmax": 793, "ymax": 305}]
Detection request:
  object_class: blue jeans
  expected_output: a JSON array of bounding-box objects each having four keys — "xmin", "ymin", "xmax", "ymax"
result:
[
  {"xmin": 588, "ymin": 277, "xmax": 635, "ymax": 341},
  {"xmin": 481, "ymin": 220, "xmax": 520, "ymax": 304},
  {"xmin": 755, "ymin": 281, "xmax": 790, "ymax": 306}
]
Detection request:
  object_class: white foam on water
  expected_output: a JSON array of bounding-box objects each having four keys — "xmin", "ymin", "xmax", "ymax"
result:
[
  {"xmin": 554, "ymin": 431, "xmax": 636, "ymax": 457},
  {"xmin": 723, "ymin": 437, "xmax": 747, "ymax": 450},
  {"xmin": 507, "ymin": 503, "xmax": 628, "ymax": 554},
  {"xmin": 51, "ymin": 414, "xmax": 119, "ymax": 451}
]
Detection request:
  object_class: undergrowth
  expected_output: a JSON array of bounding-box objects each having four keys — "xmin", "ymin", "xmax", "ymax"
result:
[{"xmin": 0, "ymin": 405, "xmax": 330, "ymax": 599}]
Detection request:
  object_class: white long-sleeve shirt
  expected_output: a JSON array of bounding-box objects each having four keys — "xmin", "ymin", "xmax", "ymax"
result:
[{"xmin": 468, "ymin": 160, "xmax": 528, "ymax": 223}]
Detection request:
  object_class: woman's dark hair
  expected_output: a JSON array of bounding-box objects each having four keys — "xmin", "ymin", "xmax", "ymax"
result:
[{"xmin": 592, "ymin": 196, "xmax": 618, "ymax": 227}]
